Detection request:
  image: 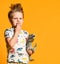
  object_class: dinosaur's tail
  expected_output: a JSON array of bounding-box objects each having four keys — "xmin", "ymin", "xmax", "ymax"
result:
[
  {"xmin": 33, "ymin": 43, "xmax": 37, "ymax": 51},
  {"xmin": 31, "ymin": 43, "xmax": 37, "ymax": 52}
]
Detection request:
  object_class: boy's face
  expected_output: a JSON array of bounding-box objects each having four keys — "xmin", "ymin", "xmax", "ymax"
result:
[{"xmin": 11, "ymin": 12, "xmax": 24, "ymax": 27}]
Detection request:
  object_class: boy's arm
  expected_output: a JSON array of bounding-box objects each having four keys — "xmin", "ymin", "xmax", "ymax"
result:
[
  {"xmin": 5, "ymin": 31, "xmax": 19, "ymax": 48},
  {"xmin": 5, "ymin": 23, "xmax": 21, "ymax": 48}
]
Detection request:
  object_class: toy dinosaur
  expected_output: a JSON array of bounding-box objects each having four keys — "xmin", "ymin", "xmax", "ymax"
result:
[{"xmin": 26, "ymin": 34, "xmax": 37, "ymax": 61}]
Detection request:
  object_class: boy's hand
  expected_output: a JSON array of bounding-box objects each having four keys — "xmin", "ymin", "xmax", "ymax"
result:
[
  {"xmin": 14, "ymin": 22, "xmax": 21, "ymax": 33},
  {"xmin": 27, "ymin": 49, "xmax": 33, "ymax": 56}
]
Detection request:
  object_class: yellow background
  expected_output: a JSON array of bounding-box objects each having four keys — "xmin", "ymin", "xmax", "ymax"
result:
[{"xmin": 0, "ymin": 0, "xmax": 60, "ymax": 64}]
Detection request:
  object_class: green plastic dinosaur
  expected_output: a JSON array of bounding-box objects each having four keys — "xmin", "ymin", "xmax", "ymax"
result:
[{"xmin": 26, "ymin": 34, "xmax": 37, "ymax": 61}]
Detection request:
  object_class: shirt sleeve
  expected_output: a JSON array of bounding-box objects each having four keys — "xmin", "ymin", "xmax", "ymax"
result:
[
  {"xmin": 4, "ymin": 29, "xmax": 12, "ymax": 38},
  {"xmin": 23, "ymin": 30, "xmax": 29, "ymax": 39}
]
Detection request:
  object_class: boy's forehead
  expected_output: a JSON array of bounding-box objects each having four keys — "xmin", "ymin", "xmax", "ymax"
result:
[{"xmin": 12, "ymin": 12, "xmax": 23, "ymax": 17}]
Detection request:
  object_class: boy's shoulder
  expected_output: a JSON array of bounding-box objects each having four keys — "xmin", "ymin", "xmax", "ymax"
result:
[
  {"xmin": 5, "ymin": 27, "xmax": 14, "ymax": 32},
  {"xmin": 4, "ymin": 27, "xmax": 14, "ymax": 38},
  {"xmin": 22, "ymin": 30, "xmax": 29, "ymax": 38},
  {"xmin": 22, "ymin": 30, "xmax": 29, "ymax": 34}
]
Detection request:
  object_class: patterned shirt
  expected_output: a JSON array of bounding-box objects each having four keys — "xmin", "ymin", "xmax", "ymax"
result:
[{"xmin": 4, "ymin": 27, "xmax": 29, "ymax": 63}]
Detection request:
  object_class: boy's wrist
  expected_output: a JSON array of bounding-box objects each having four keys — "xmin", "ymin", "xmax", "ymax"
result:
[
  {"xmin": 15, "ymin": 30, "xmax": 20, "ymax": 34},
  {"xmin": 14, "ymin": 31, "xmax": 19, "ymax": 37}
]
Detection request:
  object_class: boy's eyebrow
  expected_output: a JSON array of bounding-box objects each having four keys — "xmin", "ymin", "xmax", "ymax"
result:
[
  {"xmin": 12, "ymin": 17, "xmax": 22, "ymax": 18},
  {"xmin": 13, "ymin": 17, "xmax": 23, "ymax": 19}
]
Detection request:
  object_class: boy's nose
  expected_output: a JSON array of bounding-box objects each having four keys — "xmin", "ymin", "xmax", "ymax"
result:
[{"xmin": 17, "ymin": 18, "xmax": 19, "ymax": 21}]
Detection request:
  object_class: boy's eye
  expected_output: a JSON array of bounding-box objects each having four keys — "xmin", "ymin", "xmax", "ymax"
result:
[
  {"xmin": 19, "ymin": 18, "xmax": 22, "ymax": 20},
  {"xmin": 13, "ymin": 18, "xmax": 22, "ymax": 20},
  {"xmin": 13, "ymin": 18, "xmax": 17, "ymax": 19}
]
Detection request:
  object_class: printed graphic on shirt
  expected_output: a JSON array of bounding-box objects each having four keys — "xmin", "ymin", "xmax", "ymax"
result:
[{"xmin": 4, "ymin": 27, "xmax": 29, "ymax": 63}]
